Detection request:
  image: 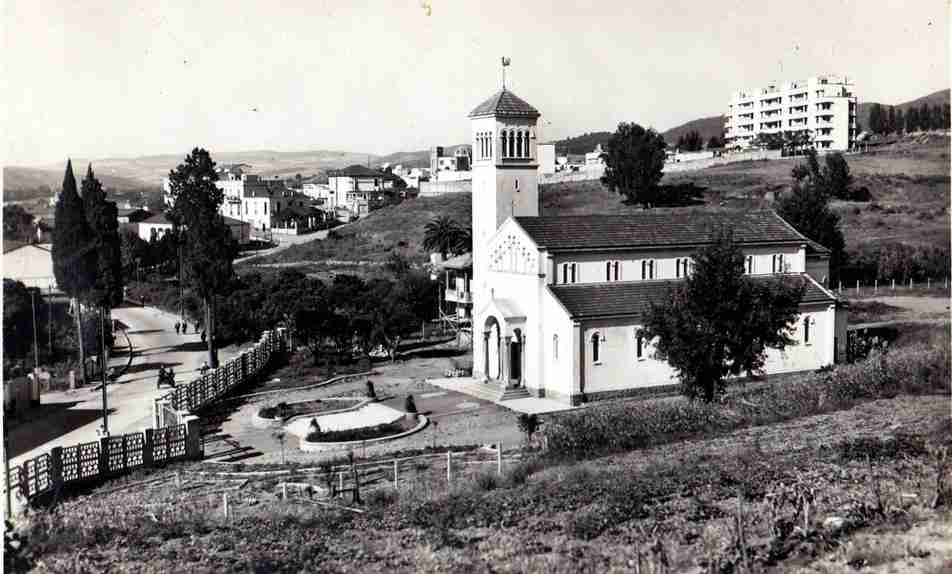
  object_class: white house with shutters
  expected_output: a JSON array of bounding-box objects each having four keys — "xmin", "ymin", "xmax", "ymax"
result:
[{"xmin": 456, "ymin": 85, "xmax": 848, "ymax": 405}]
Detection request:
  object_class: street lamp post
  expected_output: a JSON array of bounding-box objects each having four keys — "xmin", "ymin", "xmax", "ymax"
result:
[
  {"xmin": 100, "ymin": 308, "xmax": 109, "ymax": 436},
  {"xmin": 30, "ymin": 289, "xmax": 39, "ymax": 379}
]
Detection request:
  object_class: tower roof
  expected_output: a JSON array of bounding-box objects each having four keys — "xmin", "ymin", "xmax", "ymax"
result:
[{"xmin": 468, "ymin": 88, "xmax": 540, "ymax": 119}]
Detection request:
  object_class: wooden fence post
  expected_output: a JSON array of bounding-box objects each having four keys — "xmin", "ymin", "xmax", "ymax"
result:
[
  {"xmin": 837, "ymin": 281, "xmax": 842, "ymax": 294},
  {"xmin": 909, "ymin": 277, "xmax": 913, "ymax": 289},
  {"xmin": 446, "ymin": 451, "xmax": 451, "ymax": 484},
  {"xmin": 892, "ymin": 279, "xmax": 896, "ymax": 291},
  {"xmin": 338, "ymin": 471, "xmax": 344, "ymax": 495},
  {"xmin": 874, "ymin": 279, "xmax": 878, "ymax": 294},
  {"xmin": 282, "ymin": 482, "xmax": 287, "ymax": 501},
  {"xmin": 497, "ymin": 442, "xmax": 502, "ymax": 476},
  {"xmin": 855, "ymin": 280, "xmax": 859, "ymax": 295},
  {"xmin": 222, "ymin": 492, "xmax": 229, "ymax": 522},
  {"xmin": 393, "ymin": 459, "xmax": 398, "ymax": 490},
  {"xmin": 927, "ymin": 278, "xmax": 931, "ymax": 289}
]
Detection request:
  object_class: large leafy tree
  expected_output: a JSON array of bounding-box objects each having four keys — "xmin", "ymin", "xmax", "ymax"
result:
[
  {"xmin": 166, "ymin": 148, "xmax": 237, "ymax": 368},
  {"xmin": 776, "ymin": 176, "xmax": 846, "ymax": 284},
  {"xmin": 3, "ymin": 205, "xmax": 35, "ymax": 243},
  {"xmin": 600, "ymin": 122, "xmax": 667, "ymax": 208},
  {"xmin": 51, "ymin": 160, "xmax": 98, "ymax": 381},
  {"xmin": 640, "ymin": 228, "xmax": 805, "ymax": 402}
]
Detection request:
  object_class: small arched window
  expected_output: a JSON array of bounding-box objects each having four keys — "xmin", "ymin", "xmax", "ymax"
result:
[
  {"xmin": 516, "ymin": 132, "xmax": 523, "ymax": 158},
  {"xmin": 591, "ymin": 332, "xmax": 600, "ymax": 363},
  {"xmin": 508, "ymin": 131, "xmax": 516, "ymax": 158},
  {"xmin": 500, "ymin": 131, "xmax": 507, "ymax": 158}
]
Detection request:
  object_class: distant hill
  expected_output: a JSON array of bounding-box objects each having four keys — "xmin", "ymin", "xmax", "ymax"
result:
[
  {"xmin": 549, "ymin": 132, "xmax": 613, "ymax": 156},
  {"xmin": 375, "ymin": 144, "xmax": 469, "ymax": 169},
  {"xmin": 661, "ymin": 115, "xmax": 726, "ymax": 146},
  {"xmin": 4, "ymin": 149, "xmax": 380, "ymax": 193},
  {"xmin": 858, "ymin": 88, "xmax": 950, "ymax": 130}
]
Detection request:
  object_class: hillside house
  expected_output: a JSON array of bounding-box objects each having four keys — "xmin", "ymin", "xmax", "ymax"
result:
[{"xmin": 2, "ymin": 243, "xmax": 56, "ymax": 290}]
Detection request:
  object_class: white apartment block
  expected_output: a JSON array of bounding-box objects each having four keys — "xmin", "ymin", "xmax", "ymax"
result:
[{"xmin": 726, "ymin": 75, "xmax": 858, "ymax": 152}]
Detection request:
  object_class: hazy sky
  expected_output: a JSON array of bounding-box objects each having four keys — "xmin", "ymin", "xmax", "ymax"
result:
[{"xmin": 4, "ymin": 0, "xmax": 949, "ymax": 166}]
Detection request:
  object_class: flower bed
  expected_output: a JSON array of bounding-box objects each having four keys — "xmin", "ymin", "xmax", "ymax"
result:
[
  {"xmin": 305, "ymin": 416, "xmax": 417, "ymax": 443},
  {"xmin": 258, "ymin": 398, "xmax": 358, "ymax": 421}
]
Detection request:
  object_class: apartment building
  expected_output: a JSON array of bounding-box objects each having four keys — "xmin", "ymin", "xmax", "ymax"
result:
[{"xmin": 725, "ymin": 75, "xmax": 858, "ymax": 151}]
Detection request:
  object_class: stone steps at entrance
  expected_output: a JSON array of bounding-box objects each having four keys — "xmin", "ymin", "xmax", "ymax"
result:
[{"xmin": 441, "ymin": 377, "xmax": 530, "ymax": 403}]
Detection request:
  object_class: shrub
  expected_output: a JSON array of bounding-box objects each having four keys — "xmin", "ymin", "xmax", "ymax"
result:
[
  {"xmin": 305, "ymin": 419, "xmax": 413, "ymax": 443},
  {"xmin": 516, "ymin": 413, "xmax": 540, "ymax": 443},
  {"xmin": 474, "ymin": 472, "xmax": 499, "ymax": 491},
  {"xmin": 365, "ymin": 380, "xmax": 376, "ymax": 400},
  {"xmin": 505, "ymin": 458, "xmax": 543, "ymax": 487},
  {"xmin": 542, "ymin": 341, "xmax": 949, "ymax": 458},
  {"xmin": 404, "ymin": 394, "xmax": 417, "ymax": 414},
  {"xmin": 308, "ymin": 417, "xmax": 321, "ymax": 436},
  {"xmin": 364, "ymin": 487, "xmax": 399, "ymax": 508},
  {"xmin": 563, "ymin": 505, "xmax": 609, "ymax": 540}
]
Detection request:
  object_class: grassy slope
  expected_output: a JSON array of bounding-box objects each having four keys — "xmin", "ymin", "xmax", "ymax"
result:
[
  {"xmin": 253, "ymin": 193, "xmax": 471, "ymax": 267},
  {"xmin": 17, "ymin": 393, "xmax": 950, "ymax": 572},
  {"xmin": 543, "ymin": 136, "xmax": 950, "ymax": 252}
]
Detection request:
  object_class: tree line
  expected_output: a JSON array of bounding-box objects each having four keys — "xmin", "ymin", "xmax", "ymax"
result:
[
  {"xmin": 51, "ymin": 161, "xmax": 123, "ymax": 384},
  {"xmin": 867, "ymin": 102, "xmax": 950, "ymax": 135}
]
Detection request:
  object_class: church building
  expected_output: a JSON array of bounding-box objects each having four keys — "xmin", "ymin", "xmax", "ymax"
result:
[{"xmin": 465, "ymin": 85, "xmax": 848, "ymax": 405}]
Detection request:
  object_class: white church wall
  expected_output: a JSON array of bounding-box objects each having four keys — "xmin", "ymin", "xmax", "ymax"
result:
[
  {"xmin": 761, "ymin": 303, "xmax": 836, "ymax": 373},
  {"xmin": 580, "ymin": 319, "xmax": 678, "ymax": 397},
  {"xmin": 540, "ymin": 289, "xmax": 578, "ymax": 401}
]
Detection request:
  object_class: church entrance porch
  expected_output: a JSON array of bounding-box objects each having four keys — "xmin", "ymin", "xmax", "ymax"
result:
[{"xmin": 480, "ymin": 315, "xmax": 526, "ymax": 389}]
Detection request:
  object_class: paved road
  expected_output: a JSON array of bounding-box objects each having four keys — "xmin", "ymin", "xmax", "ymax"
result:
[
  {"xmin": 235, "ymin": 230, "xmax": 329, "ymax": 265},
  {"xmin": 8, "ymin": 305, "xmax": 242, "ymax": 468}
]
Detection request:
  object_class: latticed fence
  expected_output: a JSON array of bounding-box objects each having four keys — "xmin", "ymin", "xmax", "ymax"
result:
[
  {"xmin": 17, "ymin": 424, "xmax": 193, "ymax": 501},
  {"xmin": 14, "ymin": 328, "xmax": 287, "ymax": 506}
]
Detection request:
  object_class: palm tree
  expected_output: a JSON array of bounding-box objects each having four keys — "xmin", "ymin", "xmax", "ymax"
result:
[{"xmin": 423, "ymin": 216, "xmax": 463, "ymax": 260}]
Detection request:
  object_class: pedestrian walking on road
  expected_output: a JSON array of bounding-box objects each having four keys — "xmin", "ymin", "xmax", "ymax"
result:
[
  {"xmin": 182, "ymin": 322, "xmax": 188, "ymax": 335},
  {"xmin": 174, "ymin": 322, "xmax": 180, "ymax": 335},
  {"xmin": 201, "ymin": 330, "xmax": 207, "ymax": 344}
]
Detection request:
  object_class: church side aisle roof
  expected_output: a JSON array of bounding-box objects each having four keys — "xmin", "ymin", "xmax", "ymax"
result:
[
  {"xmin": 549, "ymin": 274, "xmax": 836, "ymax": 320},
  {"xmin": 468, "ymin": 89, "xmax": 541, "ymax": 119},
  {"xmin": 515, "ymin": 210, "xmax": 819, "ymax": 252}
]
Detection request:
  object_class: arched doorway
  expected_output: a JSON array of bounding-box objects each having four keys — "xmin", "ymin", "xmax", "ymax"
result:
[
  {"xmin": 483, "ymin": 316, "xmax": 501, "ymax": 380},
  {"xmin": 510, "ymin": 328, "xmax": 523, "ymax": 385}
]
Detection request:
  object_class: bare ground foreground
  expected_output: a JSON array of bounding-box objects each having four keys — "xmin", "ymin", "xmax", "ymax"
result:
[{"xmin": 10, "ymin": 390, "xmax": 950, "ymax": 573}]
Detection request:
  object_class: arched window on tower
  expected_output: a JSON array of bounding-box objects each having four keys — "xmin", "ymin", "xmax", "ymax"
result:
[
  {"xmin": 500, "ymin": 131, "xmax": 508, "ymax": 158},
  {"xmin": 523, "ymin": 130, "xmax": 530, "ymax": 157},
  {"xmin": 516, "ymin": 132, "xmax": 523, "ymax": 158},
  {"xmin": 508, "ymin": 131, "xmax": 515, "ymax": 159}
]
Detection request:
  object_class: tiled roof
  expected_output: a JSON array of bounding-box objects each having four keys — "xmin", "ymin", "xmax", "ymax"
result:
[
  {"xmin": 515, "ymin": 210, "xmax": 817, "ymax": 252},
  {"xmin": 141, "ymin": 212, "xmax": 172, "ymax": 225},
  {"xmin": 468, "ymin": 89, "xmax": 540, "ymax": 119},
  {"xmin": 327, "ymin": 165, "xmax": 391, "ymax": 178},
  {"xmin": 549, "ymin": 274, "xmax": 835, "ymax": 320},
  {"xmin": 804, "ymin": 238, "xmax": 831, "ymax": 256}
]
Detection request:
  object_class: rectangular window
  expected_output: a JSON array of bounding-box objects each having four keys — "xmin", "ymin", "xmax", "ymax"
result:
[
  {"xmin": 636, "ymin": 332, "xmax": 644, "ymax": 359},
  {"xmin": 606, "ymin": 261, "xmax": 620, "ymax": 282},
  {"xmin": 804, "ymin": 317, "xmax": 811, "ymax": 344},
  {"xmin": 642, "ymin": 260, "xmax": 655, "ymax": 280},
  {"xmin": 561, "ymin": 262, "xmax": 577, "ymax": 284}
]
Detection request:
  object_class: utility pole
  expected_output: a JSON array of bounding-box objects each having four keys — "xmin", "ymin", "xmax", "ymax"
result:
[
  {"xmin": 100, "ymin": 307, "xmax": 109, "ymax": 436},
  {"xmin": 48, "ymin": 283, "xmax": 53, "ymax": 353},
  {"xmin": 179, "ymin": 237, "xmax": 185, "ymax": 323},
  {"xmin": 3, "ymin": 425, "xmax": 11, "ymax": 519},
  {"xmin": 30, "ymin": 289, "xmax": 39, "ymax": 379}
]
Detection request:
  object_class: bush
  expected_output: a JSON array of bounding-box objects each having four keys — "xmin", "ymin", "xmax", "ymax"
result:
[
  {"xmin": 365, "ymin": 380, "xmax": 376, "ymax": 400},
  {"xmin": 542, "ymin": 341, "xmax": 949, "ymax": 458},
  {"xmin": 474, "ymin": 472, "xmax": 499, "ymax": 491},
  {"xmin": 564, "ymin": 505, "xmax": 610, "ymax": 540},
  {"xmin": 404, "ymin": 394, "xmax": 417, "ymax": 414},
  {"xmin": 505, "ymin": 458, "xmax": 543, "ymax": 486}
]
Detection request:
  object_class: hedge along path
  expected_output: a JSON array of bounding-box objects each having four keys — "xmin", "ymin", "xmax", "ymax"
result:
[{"xmin": 217, "ymin": 371, "xmax": 377, "ymax": 403}]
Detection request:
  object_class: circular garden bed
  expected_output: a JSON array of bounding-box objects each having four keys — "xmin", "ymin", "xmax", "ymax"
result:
[{"xmin": 254, "ymin": 398, "xmax": 363, "ymax": 428}]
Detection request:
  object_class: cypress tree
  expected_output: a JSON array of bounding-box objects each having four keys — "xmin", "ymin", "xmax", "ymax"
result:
[
  {"xmin": 908, "ymin": 107, "xmax": 920, "ymax": 132},
  {"xmin": 51, "ymin": 159, "xmax": 97, "ymax": 382},
  {"xmin": 931, "ymin": 104, "xmax": 943, "ymax": 130},
  {"xmin": 83, "ymin": 164, "xmax": 124, "ymax": 379},
  {"xmin": 887, "ymin": 106, "xmax": 896, "ymax": 134},
  {"xmin": 868, "ymin": 104, "xmax": 882, "ymax": 134},
  {"xmin": 895, "ymin": 108, "xmax": 905, "ymax": 135}
]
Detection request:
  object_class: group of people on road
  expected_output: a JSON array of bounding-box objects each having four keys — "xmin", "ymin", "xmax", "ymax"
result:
[
  {"xmin": 157, "ymin": 365, "xmax": 176, "ymax": 389},
  {"xmin": 174, "ymin": 321, "xmax": 197, "ymax": 335}
]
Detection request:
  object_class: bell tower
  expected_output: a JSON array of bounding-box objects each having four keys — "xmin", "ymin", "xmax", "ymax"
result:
[{"xmin": 468, "ymin": 85, "xmax": 541, "ymax": 309}]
